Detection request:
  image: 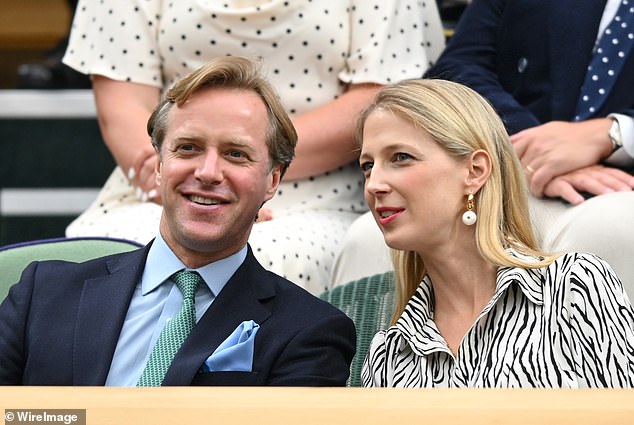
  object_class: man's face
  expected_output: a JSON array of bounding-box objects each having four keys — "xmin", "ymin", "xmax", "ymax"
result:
[{"xmin": 155, "ymin": 87, "xmax": 281, "ymax": 267}]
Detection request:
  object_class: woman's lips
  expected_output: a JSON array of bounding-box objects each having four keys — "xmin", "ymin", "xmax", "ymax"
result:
[{"xmin": 376, "ymin": 207, "xmax": 404, "ymax": 225}]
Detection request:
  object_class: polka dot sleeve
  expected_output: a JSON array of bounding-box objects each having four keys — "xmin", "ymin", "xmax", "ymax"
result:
[
  {"xmin": 63, "ymin": 0, "xmax": 164, "ymax": 88},
  {"xmin": 342, "ymin": 0, "xmax": 445, "ymax": 85}
]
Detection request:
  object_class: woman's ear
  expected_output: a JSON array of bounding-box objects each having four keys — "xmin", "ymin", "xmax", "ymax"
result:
[{"xmin": 466, "ymin": 149, "xmax": 492, "ymax": 192}]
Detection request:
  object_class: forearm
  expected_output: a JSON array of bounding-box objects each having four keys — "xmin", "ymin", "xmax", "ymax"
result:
[
  {"xmin": 92, "ymin": 76, "xmax": 161, "ymax": 173},
  {"xmin": 283, "ymin": 83, "xmax": 381, "ymax": 181}
]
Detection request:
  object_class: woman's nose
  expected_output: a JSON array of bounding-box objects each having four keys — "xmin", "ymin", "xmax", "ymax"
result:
[
  {"xmin": 365, "ymin": 166, "xmax": 390, "ymax": 195},
  {"xmin": 365, "ymin": 163, "xmax": 388, "ymax": 193}
]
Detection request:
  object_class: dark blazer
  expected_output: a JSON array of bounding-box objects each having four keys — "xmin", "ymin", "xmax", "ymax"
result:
[
  {"xmin": 0, "ymin": 244, "xmax": 356, "ymax": 386},
  {"xmin": 425, "ymin": 0, "xmax": 634, "ymax": 135}
]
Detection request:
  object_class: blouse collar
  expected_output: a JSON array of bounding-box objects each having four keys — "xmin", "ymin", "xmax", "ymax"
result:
[{"xmin": 394, "ymin": 248, "xmax": 546, "ymax": 356}]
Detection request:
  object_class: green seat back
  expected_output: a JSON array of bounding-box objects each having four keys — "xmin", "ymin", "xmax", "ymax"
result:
[
  {"xmin": 0, "ymin": 237, "xmax": 142, "ymax": 301},
  {"xmin": 320, "ymin": 272, "xmax": 395, "ymax": 387}
]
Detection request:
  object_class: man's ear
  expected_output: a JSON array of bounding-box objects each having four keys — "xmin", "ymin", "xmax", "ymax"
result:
[
  {"xmin": 466, "ymin": 149, "xmax": 492, "ymax": 192},
  {"xmin": 264, "ymin": 164, "xmax": 283, "ymax": 201},
  {"xmin": 154, "ymin": 145, "xmax": 162, "ymax": 186}
]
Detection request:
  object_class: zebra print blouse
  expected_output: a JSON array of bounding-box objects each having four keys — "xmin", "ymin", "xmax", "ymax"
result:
[{"xmin": 362, "ymin": 252, "xmax": 634, "ymax": 388}]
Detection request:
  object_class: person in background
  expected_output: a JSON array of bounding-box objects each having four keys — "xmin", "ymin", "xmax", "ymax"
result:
[
  {"xmin": 357, "ymin": 78, "xmax": 634, "ymax": 388},
  {"xmin": 61, "ymin": 0, "xmax": 445, "ymax": 295},
  {"xmin": 15, "ymin": 0, "xmax": 90, "ymax": 89},
  {"xmin": 331, "ymin": 0, "xmax": 634, "ymax": 302},
  {"xmin": 0, "ymin": 56, "xmax": 356, "ymax": 386}
]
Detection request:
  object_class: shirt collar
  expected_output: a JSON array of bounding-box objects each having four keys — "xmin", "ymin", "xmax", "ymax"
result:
[
  {"xmin": 395, "ymin": 248, "xmax": 545, "ymax": 356},
  {"xmin": 142, "ymin": 234, "xmax": 247, "ymax": 297},
  {"xmin": 495, "ymin": 248, "xmax": 545, "ymax": 306}
]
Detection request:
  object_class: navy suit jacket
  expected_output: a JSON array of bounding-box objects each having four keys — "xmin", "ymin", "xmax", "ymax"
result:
[
  {"xmin": 425, "ymin": 0, "xmax": 634, "ymax": 136},
  {"xmin": 0, "ymin": 244, "xmax": 356, "ymax": 386}
]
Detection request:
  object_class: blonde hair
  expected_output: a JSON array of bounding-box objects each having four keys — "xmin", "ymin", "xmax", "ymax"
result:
[
  {"xmin": 147, "ymin": 56, "xmax": 297, "ymax": 176},
  {"xmin": 356, "ymin": 79, "xmax": 560, "ymax": 324}
]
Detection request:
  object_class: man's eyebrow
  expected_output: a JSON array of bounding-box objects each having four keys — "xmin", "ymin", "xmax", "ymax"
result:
[
  {"xmin": 224, "ymin": 139, "xmax": 258, "ymax": 152},
  {"xmin": 171, "ymin": 134, "xmax": 203, "ymax": 143}
]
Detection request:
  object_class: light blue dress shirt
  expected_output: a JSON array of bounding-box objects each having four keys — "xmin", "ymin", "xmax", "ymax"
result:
[{"xmin": 105, "ymin": 234, "xmax": 247, "ymax": 386}]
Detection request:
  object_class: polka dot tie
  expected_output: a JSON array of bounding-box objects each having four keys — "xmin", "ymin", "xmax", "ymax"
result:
[
  {"xmin": 137, "ymin": 270, "xmax": 202, "ymax": 387},
  {"xmin": 575, "ymin": 0, "xmax": 634, "ymax": 120}
]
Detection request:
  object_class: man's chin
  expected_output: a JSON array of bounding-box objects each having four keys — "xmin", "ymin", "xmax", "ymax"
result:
[
  {"xmin": 179, "ymin": 231, "xmax": 224, "ymax": 251},
  {"xmin": 182, "ymin": 227, "xmax": 247, "ymax": 252}
]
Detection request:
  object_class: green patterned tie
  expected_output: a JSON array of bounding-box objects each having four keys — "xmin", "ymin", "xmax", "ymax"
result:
[{"xmin": 137, "ymin": 270, "xmax": 202, "ymax": 386}]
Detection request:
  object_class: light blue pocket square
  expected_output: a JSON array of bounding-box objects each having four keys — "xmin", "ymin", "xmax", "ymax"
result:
[{"xmin": 200, "ymin": 320, "xmax": 260, "ymax": 373}]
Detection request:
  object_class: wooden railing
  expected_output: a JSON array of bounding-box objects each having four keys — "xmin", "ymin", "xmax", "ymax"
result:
[{"xmin": 1, "ymin": 387, "xmax": 632, "ymax": 424}]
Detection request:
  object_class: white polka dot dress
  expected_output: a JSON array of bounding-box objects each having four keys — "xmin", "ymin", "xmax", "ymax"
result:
[{"xmin": 63, "ymin": 0, "xmax": 445, "ymax": 294}]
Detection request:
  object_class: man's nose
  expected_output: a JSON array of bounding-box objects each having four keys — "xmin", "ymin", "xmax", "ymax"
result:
[{"xmin": 195, "ymin": 151, "xmax": 223, "ymax": 184}]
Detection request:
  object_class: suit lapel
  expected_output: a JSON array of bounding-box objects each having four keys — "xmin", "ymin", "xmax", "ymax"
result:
[
  {"xmin": 72, "ymin": 246, "xmax": 150, "ymax": 385},
  {"xmin": 549, "ymin": 0, "xmax": 607, "ymax": 119},
  {"xmin": 162, "ymin": 249, "xmax": 273, "ymax": 386}
]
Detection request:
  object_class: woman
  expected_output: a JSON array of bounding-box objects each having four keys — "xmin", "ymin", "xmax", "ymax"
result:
[
  {"xmin": 358, "ymin": 79, "xmax": 634, "ymax": 387},
  {"xmin": 61, "ymin": 0, "xmax": 445, "ymax": 294}
]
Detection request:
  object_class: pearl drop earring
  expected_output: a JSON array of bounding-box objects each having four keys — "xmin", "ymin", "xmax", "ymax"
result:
[{"xmin": 462, "ymin": 193, "xmax": 477, "ymax": 226}]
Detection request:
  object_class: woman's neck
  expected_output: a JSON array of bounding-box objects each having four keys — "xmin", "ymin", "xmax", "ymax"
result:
[{"xmin": 421, "ymin": 246, "xmax": 498, "ymax": 356}]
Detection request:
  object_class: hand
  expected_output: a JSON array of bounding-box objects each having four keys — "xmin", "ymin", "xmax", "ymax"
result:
[
  {"xmin": 511, "ymin": 119, "xmax": 613, "ymax": 197},
  {"xmin": 128, "ymin": 147, "xmax": 162, "ymax": 204},
  {"xmin": 256, "ymin": 207, "xmax": 273, "ymax": 222},
  {"xmin": 542, "ymin": 165, "xmax": 634, "ymax": 205}
]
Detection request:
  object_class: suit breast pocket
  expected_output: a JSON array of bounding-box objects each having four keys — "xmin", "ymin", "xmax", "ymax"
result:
[{"xmin": 191, "ymin": 371, "xmax": 260, "ymax": 386}]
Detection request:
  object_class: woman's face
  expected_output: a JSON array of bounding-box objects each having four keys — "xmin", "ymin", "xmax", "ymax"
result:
[{"xmin": 359, "ymin": 109, "xmax": 469, "ymax": 254}]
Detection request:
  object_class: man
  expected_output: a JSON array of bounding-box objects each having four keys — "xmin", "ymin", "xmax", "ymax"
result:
[
  {"xmin": 331, "ymin": 0, "xmax": 634, "ymax": 299},
  {"xmin": 0, "ymin": 56, "xmax": 356, "ymax": 386}
]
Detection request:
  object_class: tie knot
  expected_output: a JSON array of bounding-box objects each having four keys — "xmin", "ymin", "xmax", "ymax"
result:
[{"xmin": 171, "ymin": 270, "xmax": 202, "ymax": 300}]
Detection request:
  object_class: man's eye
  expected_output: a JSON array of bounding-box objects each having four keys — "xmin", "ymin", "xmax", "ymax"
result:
[
  {"xmin": 229, "ymin": 150, "xmax": 243, "ymax": 158},
  {"xmin": 226, "ymin": 150, "xmax": 251, "ymax": 161},
  {"xmin": 178, "ymin": 144, "xmax": 195, "ymax": 152}
]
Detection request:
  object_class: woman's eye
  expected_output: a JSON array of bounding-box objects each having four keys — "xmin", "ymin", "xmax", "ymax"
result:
[
  {"xmin": 394, "ymin": 152, "xmax": 413, "ymax": 162},
  {"xmin": 360, "ymin": 161, "xmax": 373, "ymax": 172}
]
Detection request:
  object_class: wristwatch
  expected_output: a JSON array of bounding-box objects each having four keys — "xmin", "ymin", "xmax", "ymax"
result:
[{"xmin": 609, "ymin": 118, "xmax": 623, "ymax": 153}]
